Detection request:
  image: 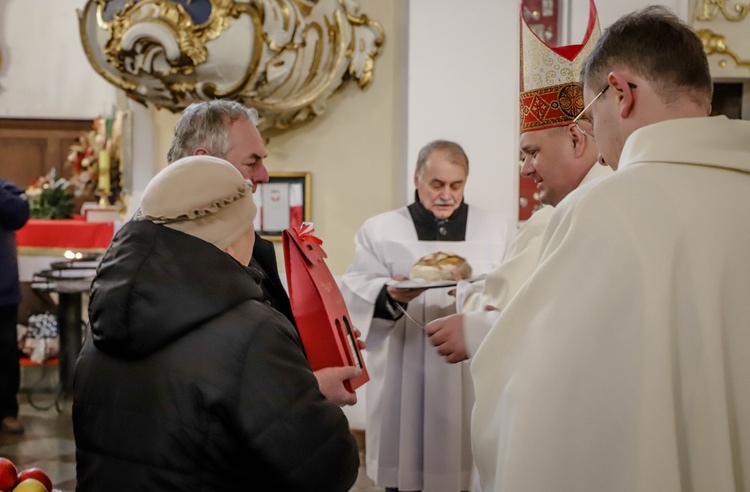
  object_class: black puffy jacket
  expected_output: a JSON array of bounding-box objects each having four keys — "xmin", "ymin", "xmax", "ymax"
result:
[{"xmin": 73, "ymin": 220, "xmax": 359, "ymax": 491}]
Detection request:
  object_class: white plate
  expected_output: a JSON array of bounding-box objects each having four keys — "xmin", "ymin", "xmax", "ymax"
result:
[{"xmin": 389, "ymin": 274, "xmax": 487, "ymax": 290}]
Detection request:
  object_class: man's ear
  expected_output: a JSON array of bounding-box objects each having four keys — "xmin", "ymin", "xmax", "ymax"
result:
[
  {"xmin": 568, "ymin": 123, "xmax": 586, "ymax": 157},
  {"xmin": 609, "ymin": 71, "xmax": 635, "ymax": 118},
  {"xmin": 194, "ymin": 147, "xmax": 209, "ymax": 156}
]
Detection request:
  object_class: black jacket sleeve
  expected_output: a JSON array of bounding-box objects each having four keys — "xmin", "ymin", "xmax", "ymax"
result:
[
  {"xmin": 0, "ymin": 179, "xmax": 30, "ymax": 230},
  {"xmin": 373, "ymin": 285, "xmax": 406, "ymax": 320},
  {"xmin": 235, "ymin": 305, "xmax": 359, "ymax": 491},
  {"xmin": 250, "ymin": 233, "xmax": 297, "ymax": 327}
]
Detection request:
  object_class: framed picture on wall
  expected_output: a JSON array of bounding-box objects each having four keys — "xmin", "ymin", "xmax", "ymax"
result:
[{"xmin": 254, "ymin": 172, "xmax": 312, "ymax": 241}]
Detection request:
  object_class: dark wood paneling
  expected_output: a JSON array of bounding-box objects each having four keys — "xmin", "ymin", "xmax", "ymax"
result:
[
  {"xmin": 0, "ymin": 118, "xmax": 92, "ymax": 189},
  {"xmin": 711, "ymin": 83, "xmax": 743, "ymax": 120}
]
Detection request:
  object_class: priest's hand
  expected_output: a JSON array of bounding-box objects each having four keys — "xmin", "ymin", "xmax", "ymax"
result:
[
  {"xmin": 315, "ymin": 366, "xmax": 362, "ymax": 406},
  {"xmin": 387, "ymin": 275, "xmax": 427, "ymax": 304},
  {"xmin": 425, "ymin": 313, "xmax": 468, "ymax": 363}
]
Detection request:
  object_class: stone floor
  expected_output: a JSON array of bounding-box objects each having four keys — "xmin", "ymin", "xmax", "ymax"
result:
[
  {"xmin": 0, "ymin": 399, "xmax": 78, "ymax": 492},
  {"xmin": 0, "ymin": 366, "xmax": 381, "ymax": 491}
]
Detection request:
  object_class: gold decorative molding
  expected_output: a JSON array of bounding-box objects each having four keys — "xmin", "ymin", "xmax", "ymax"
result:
[
  {"xmin": 78, "ymin": 0, "xmax": 384, "ymax": 134},
  {"xmin": 692, "ymin": 0, "xmax": 750, "ymax": 75},
  {"xmin": 696, "ymin": 0, "xmax": 750, "ymax": 22},
  {"xmin": 697, "ymin": 28, "xmax": 750, "ymax": 68}
]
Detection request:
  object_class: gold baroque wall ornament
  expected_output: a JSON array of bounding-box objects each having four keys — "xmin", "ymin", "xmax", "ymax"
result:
[
  {"xmin": 692, "ymin": 0, "xmax": 750, "ymax": 75},
  {"xmin": 697, "ymin": 0, "xmax": 750, "ymax": 22},
  {"xmin": 78, "ymin": 0, "xmax": 384, "ymax": 133},
  {"xmin": 696, "ymin": 28, "xmax": 750, "ymax": 68}
]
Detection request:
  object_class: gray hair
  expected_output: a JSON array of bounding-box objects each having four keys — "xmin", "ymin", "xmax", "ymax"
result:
[
  {"xmin": 166, "ymin": 100, "xmax": 261, "ymax": 163},
  {"xmin": 415, "ymin": 140, "xmax": 469, "ymax": 179},
  {"xmin": 580, "ymin": 6, "xmax": 712, "ymax": 108}
]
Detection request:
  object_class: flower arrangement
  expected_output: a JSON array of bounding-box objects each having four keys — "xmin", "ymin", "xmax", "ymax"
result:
[
  {"xmin": 26, "ymin": 109, "xmax": 126, "ymax": 218},
  {"xmin": 26, "ymin": 170, "xmax": 74, "ymax": 219},
  {"xmin": 65, "ymin": 109, "xmax": 125, "ymax": 204},
  {"xmin": 65, "ymin": 122, "xmax": 105, "ymax": 200}
]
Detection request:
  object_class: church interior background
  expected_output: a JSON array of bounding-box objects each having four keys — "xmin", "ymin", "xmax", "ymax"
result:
[{"xmin": 0, "ymin": 0, "xmax": 748, "ymax": 490}]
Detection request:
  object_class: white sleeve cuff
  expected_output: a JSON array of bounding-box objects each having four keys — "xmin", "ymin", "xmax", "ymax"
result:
[
  {"xmin": 455, "ymin": 280, "xmax": 479, "ymax": 313},
  {"xmin": 462, "ymin": 310, "xmax": 502, "ymax": 358}
]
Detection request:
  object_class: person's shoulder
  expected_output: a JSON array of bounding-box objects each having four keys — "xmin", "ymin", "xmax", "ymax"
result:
[
  {"xmin": 0, "ymin": 179, "xmax": 23, "ymax": 196},
  {"xmin": 555, "ymin": 178, "xmax": 606, "ymax": 217},
  {"xmin": 226, "ymin": 299, "xmax": 302, "ymax": 351},
  {"xmin": 525, "ymin": 205, "xmax": 554, "ymax": 226},
  {"xmin": 360, "ymin": 206, "xmax": 409, "ymax": 228},
  {"xmin": 252, "ymin": 232, "xmax": 275, "ymax": 257},
  {"xmin": 558, "ymin": 163, "xmax": 625, "ymax": 213},
  {"xmin": 551, "ymin": 170, "xmax": 637, "ymax": 236}
]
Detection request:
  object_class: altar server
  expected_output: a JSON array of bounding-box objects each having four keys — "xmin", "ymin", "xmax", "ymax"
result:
[
  {"xmin": 471, "ymin": 6, "xmax": 750, "ymax": 491},
  {"xmin": 342, "ymin": 140, "xmax": 513, "ymax": 492}
]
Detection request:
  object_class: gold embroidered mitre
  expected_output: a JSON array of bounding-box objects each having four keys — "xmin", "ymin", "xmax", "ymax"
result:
[{"xmin": 520, "ymin": 0, "xmax": 601, "ymax": 133}]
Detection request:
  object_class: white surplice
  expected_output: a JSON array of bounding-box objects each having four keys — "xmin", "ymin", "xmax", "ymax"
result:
[
  {"xmin": 460, "ymin": 163, "xmax": 613, "ymax": 357},
  {"xmin": 472, "ymin": 116, "xmax": 750, "ymax": 491},
  {"xmin": 342, "ymin": 205, "xmax": 512, "ymax": 492}
]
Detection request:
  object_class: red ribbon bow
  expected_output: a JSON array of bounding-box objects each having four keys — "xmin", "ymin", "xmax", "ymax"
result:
[{"xmin": 296, "ymin": 222, "xmax": 323, "ymax": 245}]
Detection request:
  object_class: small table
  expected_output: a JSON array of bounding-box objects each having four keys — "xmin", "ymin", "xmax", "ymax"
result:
[
  {"xmin": 32, "ymin": 262, "xmax": 98, "ymax": 399},
  {"xmin": 16, "ymin": 218, "xmax": 117, "ymax": 409},
  {"xmin": 16, "ymin": 218, "xmax": 114, "ymax": 397},
  {"xmin": 54, "ymin": 280, "xmax": 91, "ymax": 395}
]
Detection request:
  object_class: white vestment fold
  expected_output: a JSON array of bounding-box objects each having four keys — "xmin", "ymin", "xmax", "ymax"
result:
[
  {"xmin": 462, "ymin": 164, "xmax": 613, "ymax": 357},
  {"xmin": 342, "ymin": 205, "xmax": 512, "ymax": 492},
  {"xmin": 472, "ymin": 116, "xmax": 750, "ymax": 491}
]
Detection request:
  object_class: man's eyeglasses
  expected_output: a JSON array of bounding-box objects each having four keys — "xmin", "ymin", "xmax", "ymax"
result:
[
  {"xmin": 571, "ymin": 84, "xmax": 608, "ymax": 141},
  {"xmin": 572, "ymin": 82, "xmax": 637, "ymax": 141}
]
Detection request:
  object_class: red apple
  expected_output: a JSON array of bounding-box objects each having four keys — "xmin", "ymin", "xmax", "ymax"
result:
[
  {"xmin": 16, "ymin": 469, "xmax": 51, "ymax": 492},
  {"xmin": 10, "ymin": 478, "xmax": 47, "ymax": 492},
  {"xmin": 0, "ymin": 457, "xmax": 18, "ymax": 492}
]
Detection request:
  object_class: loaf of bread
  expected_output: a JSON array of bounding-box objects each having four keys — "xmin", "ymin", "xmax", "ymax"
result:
[{"xmin": 409, "ymin": 252, "xmax": 472, "ymax": 281}]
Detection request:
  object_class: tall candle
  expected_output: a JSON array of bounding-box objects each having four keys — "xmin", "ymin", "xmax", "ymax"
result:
[{"xmin": 98, "ymin": 150, "xmax": 110, "ymax": 191}]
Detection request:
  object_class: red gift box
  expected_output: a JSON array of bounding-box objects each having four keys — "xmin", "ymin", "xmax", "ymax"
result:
[{"xmin": 283, "ymin": 223, "xmax": 369, "ymax": 392}]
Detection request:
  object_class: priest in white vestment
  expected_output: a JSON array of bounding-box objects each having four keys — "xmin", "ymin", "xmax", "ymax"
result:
[
  {"xmin": 341, "ymin": 140, "xmax": 513, "ymax": 492},
  {"xmin": 472, "ymin": 7, "xmax": 750, "ymax": 491},
  {"xmin": 427, "ymin": 1, "xmax": 607, "ymax": 363}
]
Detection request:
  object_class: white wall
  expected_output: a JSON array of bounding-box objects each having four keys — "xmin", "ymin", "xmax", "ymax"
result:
[
  {"xmin": 406, "ymin": 0, "xmax": 519, "ymax": 223},
  {"xmin": 0, "ymin": 0, "xmax": 117, "ymax": 118},
  {"xmin": 567, "ymin": 0, "xmax": 690, "ymax": 45}
]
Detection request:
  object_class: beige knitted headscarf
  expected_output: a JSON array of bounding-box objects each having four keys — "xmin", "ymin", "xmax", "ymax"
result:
[{"xmin": 139, "ymin": 155, "xmax": 257, "ymax": 250}]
